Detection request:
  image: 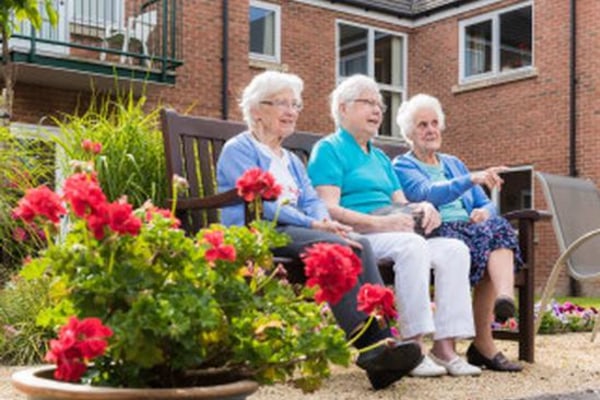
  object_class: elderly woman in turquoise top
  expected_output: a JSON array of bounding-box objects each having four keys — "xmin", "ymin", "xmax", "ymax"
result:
[
  {"xmin": 216, "ymin": 70, "xmax": 423, "ymax": 390},
  {"xmin": 392, "ymin": 93, "xmax": 523, "ymax": 373},
  {"xmin": 308, "ymin": 74, "xmax": 481, "ymax": 378}
]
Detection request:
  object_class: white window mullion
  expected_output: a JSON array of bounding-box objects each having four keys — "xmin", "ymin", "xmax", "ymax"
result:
[
  {"xmin": 492, "ymin": 14, "xmax": 500, "ymax": 74},
  {"xmin": 367, "ymin": 29, "xmax": 375, "ymax": 77}
]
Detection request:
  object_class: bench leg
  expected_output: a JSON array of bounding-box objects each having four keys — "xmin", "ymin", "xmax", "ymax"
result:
[{"xmin": 518, "ymin": 265, "xmax": 534, "ymax": 362}]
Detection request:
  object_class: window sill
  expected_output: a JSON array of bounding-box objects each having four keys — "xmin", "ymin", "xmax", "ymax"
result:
[
  {"xmin": 452, "ymin": 67, "xmax": 538, "ymax": 94},
  {"xmin": 249, "ymin": 57, "xmax": 288, "ymax": 72}
]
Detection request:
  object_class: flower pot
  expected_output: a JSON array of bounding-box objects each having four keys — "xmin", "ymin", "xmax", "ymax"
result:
[{"xmin": 12, "ymin": 366, "xmax": 259, "ymax": 400}]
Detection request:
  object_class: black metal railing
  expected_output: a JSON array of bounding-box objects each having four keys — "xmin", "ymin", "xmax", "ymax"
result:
[{"xmin": 9, "ymin": 0, "xmax": 182, "ymax": 78}]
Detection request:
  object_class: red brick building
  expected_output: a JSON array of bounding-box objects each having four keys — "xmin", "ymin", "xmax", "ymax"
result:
[{"xmin": 4, "ymin": 0, "xmax": 599, "ymax": 295}]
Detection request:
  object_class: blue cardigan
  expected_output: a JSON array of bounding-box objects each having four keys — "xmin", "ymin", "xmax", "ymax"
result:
[
  {"xmin": 216, "ymin": 131, "xmax": 329, "ymax": 227},
  {"xmin": 392, "ymin": 152, "xmax": 497, "ymax": 217}
]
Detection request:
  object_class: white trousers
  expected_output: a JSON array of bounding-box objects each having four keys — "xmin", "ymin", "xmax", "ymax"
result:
[{"xmin": 363, "ymin": 232, "xmax": 475, "ymax": 340}]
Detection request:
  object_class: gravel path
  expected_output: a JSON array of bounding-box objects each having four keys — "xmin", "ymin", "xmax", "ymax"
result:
[{"xmin": 2, "ymin": 333, "xmax": 599, "ymax": 400}]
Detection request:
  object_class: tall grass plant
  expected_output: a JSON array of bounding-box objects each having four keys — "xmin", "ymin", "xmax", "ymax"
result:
[{"xmin": 51, "ymin": 91, "xmax": 168, "ymax": 209}]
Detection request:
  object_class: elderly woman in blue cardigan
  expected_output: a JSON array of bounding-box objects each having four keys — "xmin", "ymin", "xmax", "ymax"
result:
[
  {"xmin": 393, "ymin": 93, "xmax": 523, "ymax": 372},
  {"xmin": 216, "ymin": 70, "xmax": 422, "ymax": 390}
]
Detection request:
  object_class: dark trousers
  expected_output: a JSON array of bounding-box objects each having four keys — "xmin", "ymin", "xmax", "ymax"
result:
[{"xmin": 273, "ymin": 226, "xmax": 384, "ymax": 336}]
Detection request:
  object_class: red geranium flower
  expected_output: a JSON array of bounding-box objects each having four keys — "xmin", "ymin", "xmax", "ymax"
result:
[
  {"xmin": 12, "ymin": 185, "xmax": 66, "ymax": 225},
  {"xmin": 260, "ymin": 171, "xmax": 282, "ymax": 200},
  {"xmin": 81, "ymin": 139, "xmax": 102, "ymax": 155},
  {"xmin": 302, "ymin": 242, "xmax": 362, "ymax": 305},
  {"xmin": 45, "ymin": 317, "xmax": 113, "ymax": 382},
  {"xmin": 235, "ymin": 168, "xmax": 282, "ymax": 202},
  {"xmin": 202, "ymin": 230, "xmax": 237, "ymax": 262},
  {"xmin": 357, "ymin": 283, "xmax": 398, "ymax": 320},
  {"xmin": 62, "ymin": 172, "xmax": 107, "ymax": 218},
  {"xmin": 107, "ymin": 198, "xmax": 142, "ymax": 236}
]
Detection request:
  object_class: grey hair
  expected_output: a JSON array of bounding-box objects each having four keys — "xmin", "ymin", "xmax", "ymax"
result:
[
  {"xmin": 396, "ymin": 93, "xmax": 445, "ymax": 147},
  {"xmin": 330, "ymin": 74, "xmax": 381, "ymax": 127},
  {"xmin": 239, "ymin": 70, "xmax": 304, "ymax": 128}
]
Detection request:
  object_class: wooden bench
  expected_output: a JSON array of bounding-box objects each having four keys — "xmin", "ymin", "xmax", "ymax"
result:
[{"xmin": 161, "ymin": 108, "xmax": 550, "ymax": 363}]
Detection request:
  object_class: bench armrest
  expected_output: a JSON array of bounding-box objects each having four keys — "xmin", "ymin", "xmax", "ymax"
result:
[
  {"xmin": 166, "ymin": 188, "xmax": 243, "ymax": 211},
  {"xmin": 503, "ymin": 209, "xmax": 552, "ymax": 222}
]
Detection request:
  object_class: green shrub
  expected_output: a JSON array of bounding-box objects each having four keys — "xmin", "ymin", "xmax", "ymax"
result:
[{"xmin": 51, "ymin": 91, "xmax": 168, "ymax": 209}]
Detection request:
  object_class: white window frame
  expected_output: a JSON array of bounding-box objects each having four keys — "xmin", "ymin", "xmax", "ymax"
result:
[
  {"xmin": 335, "ymin": 20, "xmax": 407, "ymax": 138},
  {"xmin": 249, "ymin": 0, "xmax": 281, "ymax": 64},
  {"xmin": 458, "ymin": 1, "xmax": 533, "ymax": 84}
]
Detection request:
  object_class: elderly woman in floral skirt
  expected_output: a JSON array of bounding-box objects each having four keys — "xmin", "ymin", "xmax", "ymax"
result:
[{"xmin": 393, "ymin": 93, "xmax": 523, "ymax": 372}]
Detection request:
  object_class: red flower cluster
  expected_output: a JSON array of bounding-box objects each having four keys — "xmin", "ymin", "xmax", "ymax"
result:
[
  {"xmin": 357, "ymin": 283, "xmax": 398, "ymax": 320},
  {"xmin": 62, "ymin": 172, "xmax": 106, "ymax": 218},
  {"xmin": 302, "ymin": 243, "xmax": 362, "ymax": 305},
  {"xmin": 12, "ymin": 185, "xmax": 66, "ymax": 225},
  {"xmin": 81, "ymin": 139, "xmax": 102, "ymax": 154},
  {"xmin": 235, "ymin": 168, "xmax": 282, "ymax": 202},
  {"xmin": 202, "ymin": 230, "xmax": 236, "ymax": 262},
  {"xmin": 45, "ymin": 317, "xmax": 113, "ymax": 382},
  {"xmin": 63, "ymin": 172, "xmax": 142, "ymax": 240},
  {"xmin": 13, "ymin": 170, "xmax": 143, "ymax": 241}
]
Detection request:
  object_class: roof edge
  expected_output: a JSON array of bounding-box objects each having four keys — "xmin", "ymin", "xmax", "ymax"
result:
[
  {"xmin": 330, "ymin": 0, "xmax": 484, "ymax": 19},
  {"xmin": 412, "ymin": 0, "xmax": 481, "ymax": 18},
  {"xmin": 329, "ymin": 0, "xmax": 413, "ymax": 18}
]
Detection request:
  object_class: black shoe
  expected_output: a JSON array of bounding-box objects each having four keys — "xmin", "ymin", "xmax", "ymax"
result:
[
  {"xmin": 366, "ymin": 368, "xmax": 407, "ymax": 390},
  {"xmin": 466, "ymin": 343, "xmax": 523, "ymax": 372},
  {"xmin": 494, "ymin": 296, "xmax": 516, "ymax": 323},
  {"xmin": 356, "ymin": 340, "xmax": 422, "ymax": 372},
  {"xmin": 357, "ymin": 340, "xmax": 423, "ymax": 390}
]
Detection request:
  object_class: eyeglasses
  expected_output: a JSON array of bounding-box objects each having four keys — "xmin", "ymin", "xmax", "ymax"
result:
[
  {"xmin": 351, "ymin": 98, "xmax": 387, "ymax": 113},
  {"xmin": 260, "ymin": 99, "xmax": 304, "ymax": 112}
]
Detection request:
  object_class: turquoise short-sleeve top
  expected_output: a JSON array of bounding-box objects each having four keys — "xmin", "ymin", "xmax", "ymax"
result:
[{"xmin": 307, "ymin": 128, "xmax": 401, "ymax": 214}]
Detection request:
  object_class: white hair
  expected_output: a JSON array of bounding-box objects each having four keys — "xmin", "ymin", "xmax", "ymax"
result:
[
  {"xmin": 330, "ymin": 74, "xmax": 381, "ymax": 127},
  {"xmin": 239, "ymin": 70, "xmax": 303, "ymax": 128},
  {"xmin": 396, "ymin": 93, "xmax": 445, "ymax": 147}
]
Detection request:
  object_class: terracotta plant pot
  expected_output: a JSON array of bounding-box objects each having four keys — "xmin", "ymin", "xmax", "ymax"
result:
[{"xmin": 12, "ymin": 365, "xmax": 259, "ymax": 400}]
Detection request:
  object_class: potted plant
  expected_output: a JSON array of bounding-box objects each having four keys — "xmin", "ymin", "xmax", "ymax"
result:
[{"xmin": 10, "ymin": 140, "xmax": 399, "ymax": 399}]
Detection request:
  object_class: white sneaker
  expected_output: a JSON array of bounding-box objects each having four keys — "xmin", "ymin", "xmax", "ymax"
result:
[
  {"xmin": 409, "ymin": 354, "xmax": 447, "ymax": 377},
  {"xmin": 429, "ymin": 353, "xmax": 482, "ymax": 377}
]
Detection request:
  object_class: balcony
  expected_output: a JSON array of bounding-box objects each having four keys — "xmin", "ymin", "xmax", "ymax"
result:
[{"xmin": 2, "ymin": 0, "xmax": 183, "ymax": 93}]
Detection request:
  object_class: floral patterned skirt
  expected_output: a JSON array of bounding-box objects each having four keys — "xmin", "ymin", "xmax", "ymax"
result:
[{"xmin": 436, "ymin": 216, "xmax": 523, "ymax": 286}]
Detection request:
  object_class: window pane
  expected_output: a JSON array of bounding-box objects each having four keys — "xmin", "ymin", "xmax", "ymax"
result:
[
  {"xmin": 250, "ymin": 6, "xmax": 275, "ymax": 56},
  {"xmin": 378, "ymin": 91, "xmax": 401, "ymax": 138},
  {"xmin": 339, "ymin": 24, "xmax": 368, "ymax": 77},
  {"xmin": 464, "ymin": 20, "xmax": 492, "ymax": 77},
  {"xmin": 500, "ymin": 7, "xmax": 532, "ymax": 71},
  {"xmin": 375, "ymin": 32, "xmax": 391, "ymax": 84},
  {"xmin": 499, "ymin": 170, "xmax": 532, "ymax": 213},
  {"xmin": 74, "ymin": 0, "xmax": 121, "ymax": 26}
]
